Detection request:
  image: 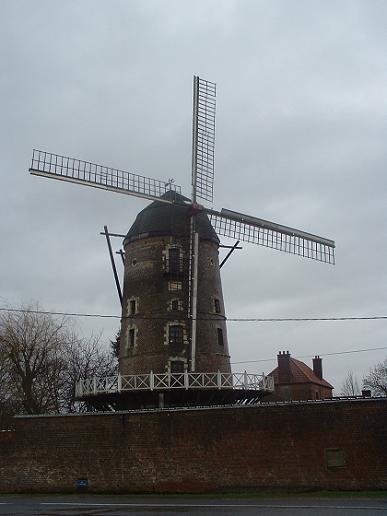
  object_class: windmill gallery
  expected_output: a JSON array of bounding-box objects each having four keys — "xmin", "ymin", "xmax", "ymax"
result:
[{"xmin": 0, "ymin": 78, "xmax": 385, "ymax": 493}]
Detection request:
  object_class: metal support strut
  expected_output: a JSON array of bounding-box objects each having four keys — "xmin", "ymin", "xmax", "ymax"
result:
[{"xmin": 102, "ymin": 225, "xmax": 123, "ymax": 305}]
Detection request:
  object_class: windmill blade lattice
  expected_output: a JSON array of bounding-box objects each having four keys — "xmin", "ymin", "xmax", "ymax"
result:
[
  {"xmin": 30, "ymin": 149, "xmax": 181, "ymax": 203},
  {"xmin": 207, "ymin": 208, "xmax": 335, "ymax": 264},
  {"xmin": 192, "ymin": 77, "xmax": 216, "ymax": 202}
]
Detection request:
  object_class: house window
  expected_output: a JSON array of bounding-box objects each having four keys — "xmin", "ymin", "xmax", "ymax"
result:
[
  {"xmin": 129, "ymin": 299, "xmax": 136, "ymax": 315},
  {"xmin": 128, "ymin": 328, "xmax": 135, "ymax": 349},
  {"xmin": 170, "ymin": 361, "xmax": 185, "ymax": 373},
  {"xmin": 169, "ymin": 325, "xmax": 184, "ymax": 352},
  {"xmin": 171, "ymin": 299, "xmax": 179, "ymax": 311},
  {"xmin": 214, "ymin": 298, "xmax": 221, "ymax": 314},
  {"xmin": 217, "ymin": 328, "xmax": 224, "ymax": 347}
]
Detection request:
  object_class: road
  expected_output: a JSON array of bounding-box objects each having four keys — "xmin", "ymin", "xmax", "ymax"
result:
[{"xmin": 0, "ymin": 495, "xmax": 386, "ymax": 515}]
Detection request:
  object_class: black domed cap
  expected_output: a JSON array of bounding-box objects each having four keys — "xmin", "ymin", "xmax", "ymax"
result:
[{"xmin": 124, "ymin": 191, "xmax": 219, "ymax": 246}]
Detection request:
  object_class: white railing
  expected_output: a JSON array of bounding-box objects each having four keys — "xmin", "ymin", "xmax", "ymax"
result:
[{"xmin": 75, "ymin": 371, "xmax": 274, "ymax": 398}]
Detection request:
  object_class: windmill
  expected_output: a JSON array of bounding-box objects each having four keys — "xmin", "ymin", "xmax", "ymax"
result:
[{"xmin": 30, "ymin": 76, "xmax": 335, "ymax": 409}]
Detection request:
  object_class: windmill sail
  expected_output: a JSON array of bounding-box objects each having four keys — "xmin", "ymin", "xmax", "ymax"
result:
[
  {"xmin": 207, "ymin": 208, "xmax": 335, "ymax": 264},
  {"xmin": 30, "ymin": 149, "xmax": 181, "ymax": 203},
  {"xmin": 189, "ymin": 75, "xmax": 216, "ymax": 371},
  {"xmin": 191, "ymin": 76, "xmax": 216, "ymax": 202}
]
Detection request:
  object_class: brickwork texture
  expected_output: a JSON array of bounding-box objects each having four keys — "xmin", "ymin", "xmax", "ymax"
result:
[
  {"xmin": 0, "ymin": 399, "xmax": 386, "ymax": 493},
  {"xmin": 121, "ymin": 235, "xmax": 230, "ymax": 375}
]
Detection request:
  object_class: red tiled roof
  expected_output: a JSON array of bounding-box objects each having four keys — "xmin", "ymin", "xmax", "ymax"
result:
[{"xmin": 269, "ymin": 357, "xmax": 334, "ymax": 389}]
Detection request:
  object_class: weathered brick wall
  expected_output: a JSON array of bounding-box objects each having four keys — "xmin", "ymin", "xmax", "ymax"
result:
[
  {"xmin": 0, "ymin": 399, "xmax": 386, "ymax": 493},
  {"xmin": 267, "ymin": 382, "xmax": 333, "ymax": 402}
]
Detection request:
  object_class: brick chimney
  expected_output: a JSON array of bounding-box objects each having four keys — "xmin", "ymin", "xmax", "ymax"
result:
[
  {"xmin": 277, "ymin": 351, "xmax": 291, "ymax": 383},
  {"xmin": 313, "ymin": 355, "xmax": 323, "ymax": 380}
]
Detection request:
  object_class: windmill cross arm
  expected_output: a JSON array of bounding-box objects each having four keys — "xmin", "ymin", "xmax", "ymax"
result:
[
  {"xmin": 205, "ymin": 207, "xmax": 335, "ymax": 264},
  {"xmin": 219, "ymin": 208, "xmax": 335, "ymax": 247},
  {"xmin": 29, "ymin": 149, "xmax": 181, "ymax": 204}
]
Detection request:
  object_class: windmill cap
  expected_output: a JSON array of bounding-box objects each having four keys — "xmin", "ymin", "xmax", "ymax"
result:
[{"xmin": 124, "ymin": 190, "xmax": 219, "ymax": 246}]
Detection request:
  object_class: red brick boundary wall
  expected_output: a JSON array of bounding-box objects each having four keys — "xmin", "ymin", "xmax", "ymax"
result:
[{"xmin": 0, "ymin": 399, "xmax": 386, "ymax": 492}]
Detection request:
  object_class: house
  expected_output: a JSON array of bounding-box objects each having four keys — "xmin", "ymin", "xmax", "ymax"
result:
[{"xmin": 266, "ymin": 351, "xmax": 333, "ymax": 401}]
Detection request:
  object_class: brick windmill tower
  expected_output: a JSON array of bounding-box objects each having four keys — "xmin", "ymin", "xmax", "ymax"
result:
[
  {"xmin": 120, "ymin": 190, "xmax": 230, "ymax": 378},
  {"xmin": 30, "ymin": 77, "xmax": 335, "ymax": 409}
]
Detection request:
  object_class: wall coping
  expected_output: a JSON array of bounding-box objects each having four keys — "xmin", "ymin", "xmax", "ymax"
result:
[{"xmin": 14, "ymin": 396, "xmax": 387, "ymax": 420}]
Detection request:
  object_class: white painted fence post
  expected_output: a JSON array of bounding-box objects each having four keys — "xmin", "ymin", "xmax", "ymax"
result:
[
  {"xmin": 261, "ymin": 373, "xmax": 266, "ymax": 390},
  {"xmin": 217, "ymin": 370, "xmax": 221, "ymax": 389},
  {"xmin": 150, "ymin": 370, "xmax": 154, "ymax": 391},
  {"xmin": 244, "ymin": 370, "xmax": 248, "ymax": 389}
]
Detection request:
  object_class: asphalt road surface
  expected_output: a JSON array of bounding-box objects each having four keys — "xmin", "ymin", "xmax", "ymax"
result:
[{"xmin": 0, "ymin": 495, "xmax": 386, "ymax": 515}]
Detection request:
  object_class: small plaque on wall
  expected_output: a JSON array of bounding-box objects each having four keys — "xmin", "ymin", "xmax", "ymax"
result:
[
  {"xmin": 325, "ymin": 448, "xmax": 345, "ymax": 468},
  {"xmin": 76, "ymin": 478, "xmax": 88, "ymax": 491}
]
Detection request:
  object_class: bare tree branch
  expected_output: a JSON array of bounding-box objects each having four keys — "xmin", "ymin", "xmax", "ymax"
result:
[
  {"xmin": 340, "ymin": 370, "xmax": 360, "ymax": 396},
  {"xmin": 363, "ymin": 358, "xmax": 387, "ymax": 397},
  {"xmin": 0, "ymin": 304, "xmax": 118, "ymax": 421}
]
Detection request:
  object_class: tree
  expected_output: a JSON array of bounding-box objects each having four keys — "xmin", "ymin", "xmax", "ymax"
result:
[
  {"xmin": 363, "ymin": 358, "xmax": 387, "ymax": 397},
  {"xmin": 110, "ymin": 330, "xmax": 120, "ymax": 360},
  {"xmin": 0, "ymin": 349, "xmax": 15, "ymax": 427},
  {"xmin": 0, "ymin": 306, "xmax": 117, "ymax": 422},
  {"xmin": 0, "ymin": 308, "xmax": 69, "ymax": 414},
  {"xmin": 340, "ymin": 370, "xmax": 360, "ymax": 396},
  {"xmin": 62, "ymin": 330, "xmax": 117, "ymax": 413}
]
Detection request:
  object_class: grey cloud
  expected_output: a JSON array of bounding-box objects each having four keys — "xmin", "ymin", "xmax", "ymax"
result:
[{"xmin": 1, "ymin": 0, "xmax": 386, "ymax": 391}]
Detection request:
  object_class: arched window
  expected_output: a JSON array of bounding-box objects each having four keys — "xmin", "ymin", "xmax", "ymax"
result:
[{"xmin": 126, "ymin": 326, "xmax": 137, "ymax": 352}]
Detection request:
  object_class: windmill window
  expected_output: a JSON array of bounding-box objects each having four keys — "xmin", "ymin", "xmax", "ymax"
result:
[
  {"xmin": 170, "ymin": 361, "xmax": 185, "ymax": 374},
  {"xmin": 131, "ymin": 258, "xmax": 137, "ymax": 266},
  {"xmin": 169, "ymin": 325, "xmax": 184, "ymax": 352},
  {"xmin": 217, "ymin": 328, "xmax": 224, "ymax": 347},
  {"xmin": 214, "ymin": 298, "xmax": 221, "ymax": 314},
  {"xmin": 168, "ymin": 247, "xmax": 181, "ymax": 274},
  {"xmin": 168, "ymin": 281, "xmax": 182, "ymax": 292},
  {"xmin": 129, "ymin": 299, "xmax": 137, "ymax": 315},
  {"xmin": 168, "ymin": 299, "xmax": 183, "ymax": 311},
  {"xmin": 128, "ymin": 328, "xmax": 135, "ymax": 349}
]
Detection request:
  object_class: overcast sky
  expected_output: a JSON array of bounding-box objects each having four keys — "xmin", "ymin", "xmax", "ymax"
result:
[{"xmin": 1, "ymin": 0, "xmax": 386, "ymax": 392}]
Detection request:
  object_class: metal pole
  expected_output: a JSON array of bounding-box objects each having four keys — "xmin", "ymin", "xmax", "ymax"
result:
[
  {"xmin": 189, "ymin": 76, "xmax": 200, "ymax": 372},
  {"xmin": 190, "ymin": 231, "xmax": 199, "ymax": 372},
  {"xmin": 103, "ymin": 225, "xmax": 123, "ymax": 305},
  {"xmin": 191, "ymin": 75, "xmax": 199, "ymax": 203}
]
